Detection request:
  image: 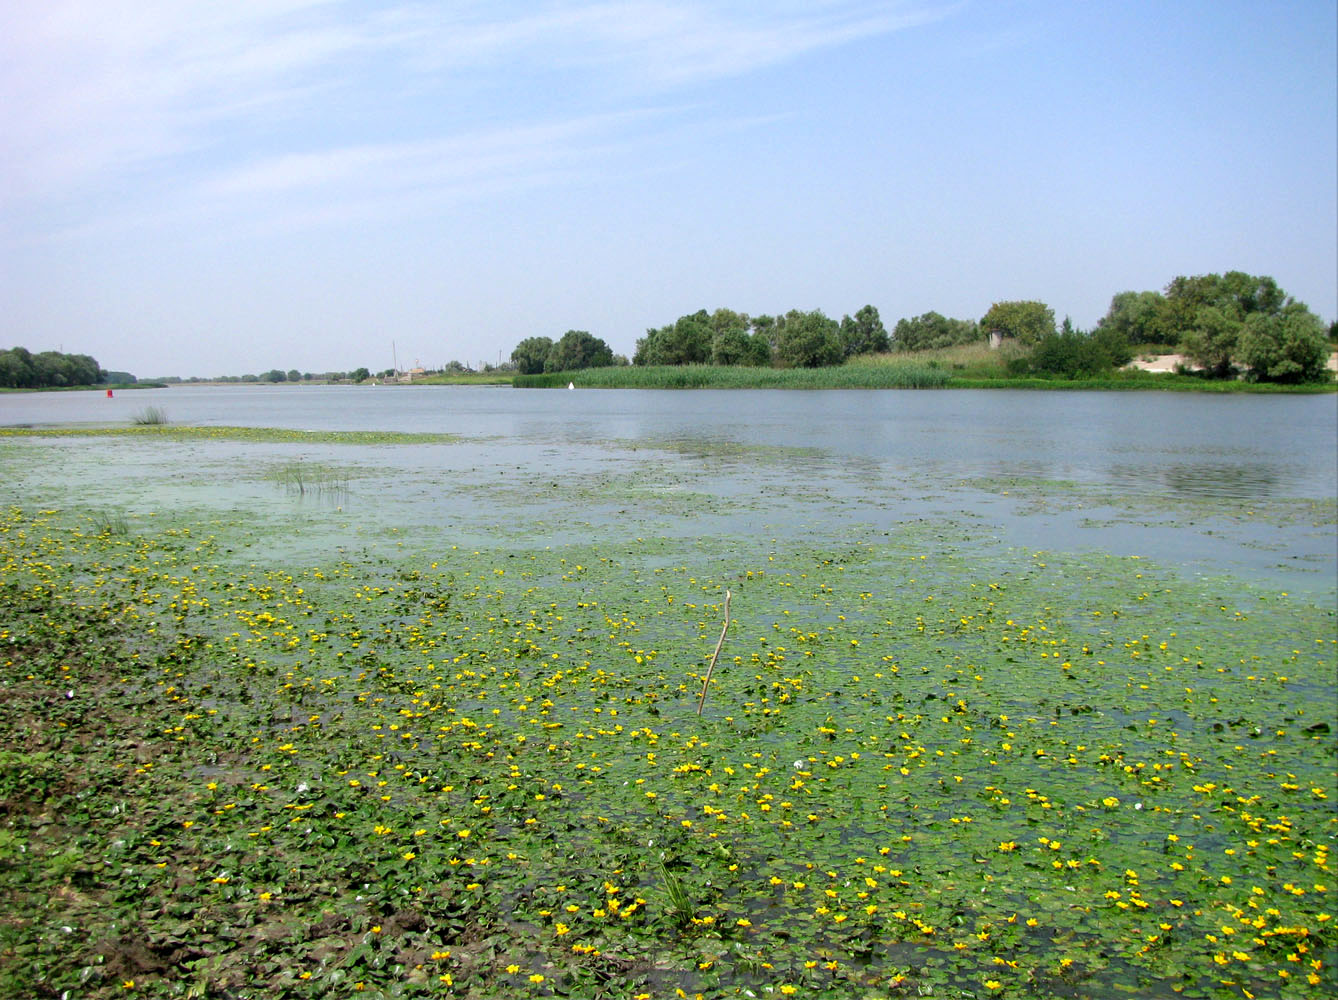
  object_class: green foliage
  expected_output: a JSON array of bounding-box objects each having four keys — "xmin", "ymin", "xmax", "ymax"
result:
[
  {"xmin": 980, "ymin": 300, "xmax": 1056, "ymax": 345},
  {"xmin": 775, "ymin": 309, "xmax": 842, "ymax": 368},
  {"xmin": 1236, "ymin": 303, "xmax": 1331, "ymax": 383},
  {"xmin": 708, "ymin": 327, "xmax": 752, "ymax": 366},
  {"xmin": 635, "ymin": 310, "xmax": 713, "ymax": 366},
  {"xmin": 544, "ymin": 330, "xmax": 614, "ymax": 372},
  {"xmin": 350, "ymin": 367, "xmax": 370, "ymax": 383},
  {"xmin": 1015, "ymin": 319, "xmax": 1130, "ymax": 379},
  {"xmin": 838, "ymin": 304, "xmax": 889, "ymax": 357},
  {"xmin": 0, "ymin": 346, "xmax": 103, "ymax": 388},
  {"xmin": 1156, "ymin": 270, "xmax": 1328, "ymax": 382},
  {"xmin": 510, "ymin": 336, "xmax": 553, "ymax": 375},
  {"xmin": 892, "ymin": 311, "xmax": 982, "ymax": 351},
  {"xmin": 131, "ymin": 406, "xmax": 169, "ymax": 425},
  {"xmin": 515, "ymin": 363, "xmax": 950, "ymax": 389},
  {"xmin": 1181, "ymin": 304, "xmax": 1244, "ymax": 378},
  {"xmin": 1098, "ymin": 290, "xmax": 1169, "ymax": 347},
  {"xmin": 0, "ymin": 478, "xmax": 1333, "ymax": 999},
  {"xmin": 267, "ymin": 460, "xmax": 351, "ymax": 500},
  {"xmin": 90, "ymin": 509, "xmax": 131, "ymax": 536}
]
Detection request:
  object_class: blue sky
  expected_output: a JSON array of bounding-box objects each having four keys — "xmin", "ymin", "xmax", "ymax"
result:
[{"xmin": 2, "ymin": 1, "xmax": 1334, "ymax": 378}]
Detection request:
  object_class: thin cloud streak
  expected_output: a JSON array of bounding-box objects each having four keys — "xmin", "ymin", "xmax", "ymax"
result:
[{"xmin": 1, "ymin": 1, "xmax": 950, "ymax": 222}]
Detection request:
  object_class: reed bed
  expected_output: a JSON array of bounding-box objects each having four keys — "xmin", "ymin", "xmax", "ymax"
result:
[{"xmin": 514, "ymin": 364, "xmax": 951, "ymax": 389}]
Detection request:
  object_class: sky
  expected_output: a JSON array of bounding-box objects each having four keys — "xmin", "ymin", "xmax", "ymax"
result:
[{"xmin": 2, "ymin": 1, "xmax": 1335, "ymax": 379}]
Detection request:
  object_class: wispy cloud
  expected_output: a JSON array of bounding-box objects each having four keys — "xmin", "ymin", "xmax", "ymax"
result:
[{"xmin": 0, "ymin": 1, "xmax": 953, "ymax": 233}]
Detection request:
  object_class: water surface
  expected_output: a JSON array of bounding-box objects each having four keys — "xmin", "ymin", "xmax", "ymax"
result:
[{"xmin": 4, "ymin": 384, "xmax": 1334, "ymax": 598}]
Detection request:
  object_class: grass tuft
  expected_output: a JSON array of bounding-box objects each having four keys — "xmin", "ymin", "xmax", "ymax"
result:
[{"xmin": 130, "ymin": 406, "xmax": 169, "ymax": 425}]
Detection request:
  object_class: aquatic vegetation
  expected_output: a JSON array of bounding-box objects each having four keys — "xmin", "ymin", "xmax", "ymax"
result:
[
  {"xmin": 0, "ymin": 508, "xmax": 1332, "ymax": 1000},
  {"xmin": 131, "ymin": 405, "xmax": 169, "ymax": 425},
  {"xmin": 267, "ymin": 459, "xmax": 352, "ymax": 502},
  {"xmin": 0, "ymin": 430, "xmax": 1334, "ymax": 999},
  {"xmin": 0, "ymin": 425, "xmax": 457, "ymax": 444}
]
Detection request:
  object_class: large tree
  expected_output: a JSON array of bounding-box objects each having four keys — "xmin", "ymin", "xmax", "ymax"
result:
[
  {"xmin": 775, "ymin": 309, "xmax": 843, "ymax": 368},
  {"xmin": 634, "ymin": 310, "xmax": 713, "ymax": 366},
  {"xmin": 1236, "ymin": 303, "xmax": 1330, "ymax": 383},
  {"xmin": 1166, "ymin": 271, "xmax": 1323, "ymax": 380},
  {"xmin": 839, "ymin": 305, "xmax": 889, "ymax": 357},
  {"xmin": 545, "ymin": 330, "xmax": 614, "ymax": 372},
  {"xmin": 1097, "ymin": 290, "xmax": 1168, "ymax": 347},
  {"xmin": 980, "ymin": 300, "xmax": 1056, "ymax": 346},
  {"xmin": 892, "ymin": 312, "xmax": 981, "ymax": 351},
  {"xmin": 0, "ymin": 347, "xmax": 104, "ymax": 388},
  {"xmin": 511, "ymin": 336, "xmax": 554, "ymax": 375}
]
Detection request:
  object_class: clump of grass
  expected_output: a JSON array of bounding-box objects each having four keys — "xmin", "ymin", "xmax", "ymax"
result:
[
  {"xmin": 130, "ymin": 406, "xmax": 169, "ymax": 425},
  {"xmin": 90, "ymin": 509, "xmax": 131, "ymax": 536},
  {"xmin": 268, "ymin": 459, "xmax": 350, "ymax": 502},
  {"xmin": 657, "ymin": 855, "xmax": 696, "ymax": 930}
]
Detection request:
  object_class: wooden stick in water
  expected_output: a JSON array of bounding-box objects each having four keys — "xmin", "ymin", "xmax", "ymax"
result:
[{"xmin": 696, "ymin": 589, "xmax": 731, "ymax": 716}]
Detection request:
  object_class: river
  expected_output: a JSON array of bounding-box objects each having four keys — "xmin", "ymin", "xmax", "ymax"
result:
[{"xmin": 2, "ymin": 384, "xmax": 1334, "ymax": 598}]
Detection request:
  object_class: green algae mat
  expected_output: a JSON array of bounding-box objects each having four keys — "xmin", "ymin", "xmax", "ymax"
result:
[{"xmin": 0, "ymin": 432, "xmax": 1334, "ymax": 999}]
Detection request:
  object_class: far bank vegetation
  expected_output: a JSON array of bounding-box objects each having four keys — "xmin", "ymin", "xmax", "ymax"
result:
[{"xmin": 511, "ymin": 270, "xmax": 1336, "ymax": 387}]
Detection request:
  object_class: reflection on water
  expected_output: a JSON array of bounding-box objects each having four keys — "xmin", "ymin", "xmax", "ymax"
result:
[{"xmin": 1161, "ymin": 463, "xmax": 1280, "ymax": 500}]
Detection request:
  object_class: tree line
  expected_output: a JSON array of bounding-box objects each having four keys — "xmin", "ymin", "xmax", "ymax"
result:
[
  {"xmin": 510, "ymin": 271, "xmax": 1334, "ymax": 383},
  {"xmin": 0, "ymin": 347, "xmax": 109, "ymax": 389}
]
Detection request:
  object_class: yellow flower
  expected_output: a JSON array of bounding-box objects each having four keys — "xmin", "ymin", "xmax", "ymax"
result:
[
  {"xmin": 529, "ymin": 973, "xmax": 545, "ymax": 983},
  {"xmin": 506, "ymin": 965, "xmax": 520, "ymax": 974}
]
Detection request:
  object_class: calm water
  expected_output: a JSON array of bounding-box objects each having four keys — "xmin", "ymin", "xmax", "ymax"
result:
[{"xmin": 3, "ymin": 384, "xmax": 1335, "ymax": 596}]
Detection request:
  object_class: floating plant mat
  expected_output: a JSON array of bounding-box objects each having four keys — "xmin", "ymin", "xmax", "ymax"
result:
[{"xmin": 1, "ymin": 493, "xmax": 1333, "ymax": 1000}]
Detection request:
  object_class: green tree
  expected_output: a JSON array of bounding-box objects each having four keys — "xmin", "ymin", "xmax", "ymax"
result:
[
  {"xmin": 704, "ymin": 308, "xmax": 771, "ymax": 366},
  {"xmin": 776, "ymin": 309, "xmax": 843, "ymax": 368},
  {"xmin": 709, "ymin": 327, "xmax": 753, "ymax": 366},
  {"xmin": 839, "ymin": 305, "xmax": 889, "ymax": 357},
  {"xmin": 1021, "ymin": 318, "xmax": 1127, "ymax": 378},
  {"xmin": 1162, "ymin": 271, "xmax": 1301, "ymax": 378},
  {"xmin": 750, "ymin": 314, "xmax": 776, "ymax": 349},
  {"xmin": 511, "ymin": 336, "xmax": 554, "ymax": 375},
  {"xmin": 1236, "ymin": 303, "xmax": 1330, "ymax": 383},
  {"xmin": 545, "ymin": 330, "xmax": 614, "ymax": 372},
  {"xmin": 350, "ymin": 367, "xmax": 370, "ymax": 383},
  {"xmin": 745, "ymin": 331, "xmax": 774, "ymax": 366},
  {"xmin": 1098, "ymin": 290, "xmax": 1168, "ymax": 347},
  {"xmin": 980, "ymin": 301, "xmax": 1055, "ymax": 346},
  {"xmin": 0, "ymin": 346, "xmax": 103, "ymax": 388},
  {"xmin": 634, "ymin": 310, "xmax": 712, "ymax": 366},
  {"xmin": 261, "ymin": 369, "xmax": 286, "ymax": 382},
  {"xmin": 892, "ymin": 312, "xmax": 981, "ymax": 351},
  {"xmin": 709, "ymin": 308, "xmax": 751, "ymax": 336},
  {"xmin": 1180, "ymin": 306, "xmax": 1239, "ymax": 378},
  {"xmin": 286, "ymin": 369, "xmax": 301, "ymax": 383}
]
